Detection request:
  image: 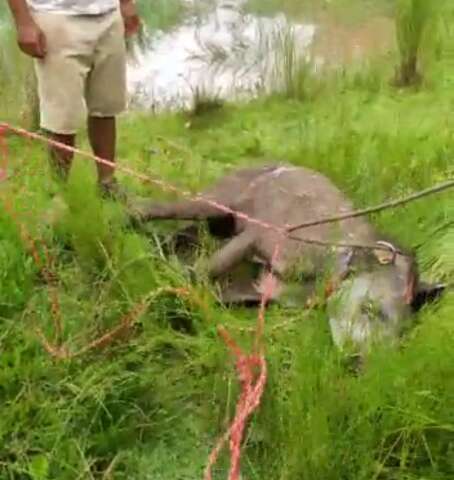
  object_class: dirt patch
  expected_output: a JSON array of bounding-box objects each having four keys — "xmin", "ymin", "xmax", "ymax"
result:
[{"xmin": 311, "ymin": 14, "xmax": 396, "ymax": 67}]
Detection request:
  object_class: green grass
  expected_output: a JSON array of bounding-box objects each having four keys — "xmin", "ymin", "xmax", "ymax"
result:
[
  {"xmin": 1, "ymin": 1, "xmax": 454, "ymax": 479},
  {"xmin": 394, "ymin": 0, "xmax": 442, "ymax": 86},
  {"xmin": 0, "ymin": 19, "xmax": 35, "ymax": 126},
  {"xmin": 136, "ymin": 0, "xmax": 184, "ymax": 32}
]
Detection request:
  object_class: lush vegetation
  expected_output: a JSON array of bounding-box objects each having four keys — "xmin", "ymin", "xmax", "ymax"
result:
[{"xmin": 0, "ymin": 1, "xmax": 453, "ymax": 479}]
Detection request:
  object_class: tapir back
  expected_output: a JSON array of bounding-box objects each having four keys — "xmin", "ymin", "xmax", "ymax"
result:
[
  {"xmin": 202, "ymin": 165, "xmax": 279, "ymax": 207},
  {"xmin": 229, "ymin": 165, "xmax": 378, "ymax": 276}
]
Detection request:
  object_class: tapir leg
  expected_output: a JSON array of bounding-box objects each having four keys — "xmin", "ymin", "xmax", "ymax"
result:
[
  {"xmin": 162, "ymin": 224, "xmax": 202, "ymax": 259},
  {"xmin": 131, "ymin": 198, "xmax": 232, "ymax": 223},
  {"xmin": 208, "ymin": 230, "xmax": 256, "ymax": 279},
  {"xmin": 220, "ymin": 278, "xmax": 263, "ymax": 305}
]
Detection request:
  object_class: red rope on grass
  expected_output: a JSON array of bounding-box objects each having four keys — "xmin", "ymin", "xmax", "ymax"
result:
[
  {"xmin": 1, "ymin": 120, "xmax": 452, "ymax": 479},
  {"xmin": 205, "ymin": 244, "xmax": 282, "ymax": 480},
  {"xmin": 0, "ymin": 125, "xmax": 9, "ymax": 182},
  {"xmin": 0, "ymin": 123, "xmax": 424, "ymax": 254},
  {"xmin": 0, "ymin": 126, "xmax": 161, "ymax": 359},
  {"xmin": 0, "ymin": 123, "xmax": 279, "ymax": 480},
  {"xmin": 0, "ymin": 123, "xmax": 287, "ymax": 236}
]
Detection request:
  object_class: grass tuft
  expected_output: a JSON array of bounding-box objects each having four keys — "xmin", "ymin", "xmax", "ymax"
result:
[{"xmin": 393, "ymin": 0, "xmax": 441, "ymax": 87}]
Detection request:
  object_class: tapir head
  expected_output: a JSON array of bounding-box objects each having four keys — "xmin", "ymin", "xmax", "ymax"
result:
[{"xmin": 326, "ymin": 242, "xmax": 445, "ymax": 354}]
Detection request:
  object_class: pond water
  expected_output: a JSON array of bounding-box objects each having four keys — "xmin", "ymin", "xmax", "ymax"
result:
[
  {"xmin": 127, "ymin": 0, "xmax": 395, "ymax": 111},
  {"xmin": 127, "ymin": 0, "xmax": 316, "ymax": 111}
]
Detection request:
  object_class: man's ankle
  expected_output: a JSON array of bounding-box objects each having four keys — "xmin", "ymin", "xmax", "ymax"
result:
[
  {"xmin": 99, "ymin": 175, "xmax": 118, "ymax": 190},
  {"xmin": 99, "ymin": 177, "xmax": 128, "ymax": 202},
  {"xmin": 47, "ymin": 130, "xmax": 75, "ymax": 182}
]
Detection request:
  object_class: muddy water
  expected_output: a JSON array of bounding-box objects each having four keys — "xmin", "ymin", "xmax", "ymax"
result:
[
  {"xmin": 127, "ymin": 0, "xmax": 395, "ymax": 111},
  {"xmin": 127, "ymin": 0, "xmax": 316, "ymax": 111},
  {"xmin": 311, "ymin": 13, "xmax": 395, "ymax": 67}
]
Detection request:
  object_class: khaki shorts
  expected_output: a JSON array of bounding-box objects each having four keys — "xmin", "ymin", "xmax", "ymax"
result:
[{"xmin": 32, "ymin": 9, "xmax": 127, "ymax": 135}]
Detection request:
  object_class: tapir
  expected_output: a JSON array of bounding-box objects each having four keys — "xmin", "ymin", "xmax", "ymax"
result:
[{"xmin": 131, "ymin": 163, "xmax": 444, "ymax": 353}]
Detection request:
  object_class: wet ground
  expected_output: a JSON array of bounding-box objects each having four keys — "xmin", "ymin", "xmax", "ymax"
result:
[
  {"xmin": 311, "ymin": 13, "xmax": 395, "ymax": 67},
  {"xmin": 127, "ymin": 0, "xmax": 395, "ymax": 111}
]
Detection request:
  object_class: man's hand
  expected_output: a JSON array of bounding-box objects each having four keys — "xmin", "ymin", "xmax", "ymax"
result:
[
  {"xmin": 120, "ymin": 0, "xmax": 141, "ymax": 37},
  {"xmin": 17, "ymin": 19, "xmax": 47, "ymax": 58},
  {"xmin": 7, "ymin": 0, "xmax": 47, "ymax": 58}
]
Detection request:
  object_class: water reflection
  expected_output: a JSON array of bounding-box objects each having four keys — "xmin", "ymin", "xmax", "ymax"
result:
[{"xmin": 127, "ymin": 0, "xmax": 316, "ymax": 111}]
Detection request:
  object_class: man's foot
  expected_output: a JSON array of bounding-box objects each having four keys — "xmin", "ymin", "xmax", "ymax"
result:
[
  {"xmin": 99, "ymin": 179, "xmax": 152, "ymax": 228},
  {"xmin": 99, "ymin": 178, "xmax": 130, "ymax": 203}
]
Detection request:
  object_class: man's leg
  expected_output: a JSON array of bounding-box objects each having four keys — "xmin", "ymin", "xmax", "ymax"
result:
[
  {"xmin": 87, "ymin": 116, "xmax": 116, "ymax": 185},
  {"xmin": 86, "ymin": 10, "xmax": 127, "ymax": 197},
  {"xmin": 47, "ymin": 131, "xmax": 75, "ymax": 182},
  {"xmin": 32, "ymin": 12, "xmax": 90, "ymax": 182}
]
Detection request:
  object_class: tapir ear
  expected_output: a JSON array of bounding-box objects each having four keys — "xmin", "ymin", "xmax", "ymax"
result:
[{"xmin": 410, "ymin": 282, "xmax": 447, "ymax": 312}]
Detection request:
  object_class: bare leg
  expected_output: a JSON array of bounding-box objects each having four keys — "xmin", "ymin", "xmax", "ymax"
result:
[
  {"xmin": 87, "ymin": 116, "xmax": 116, "ymax": 185},
  {"xmin": 47, "ymin": 132, "xmax": 75, "ymax": 182}
]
